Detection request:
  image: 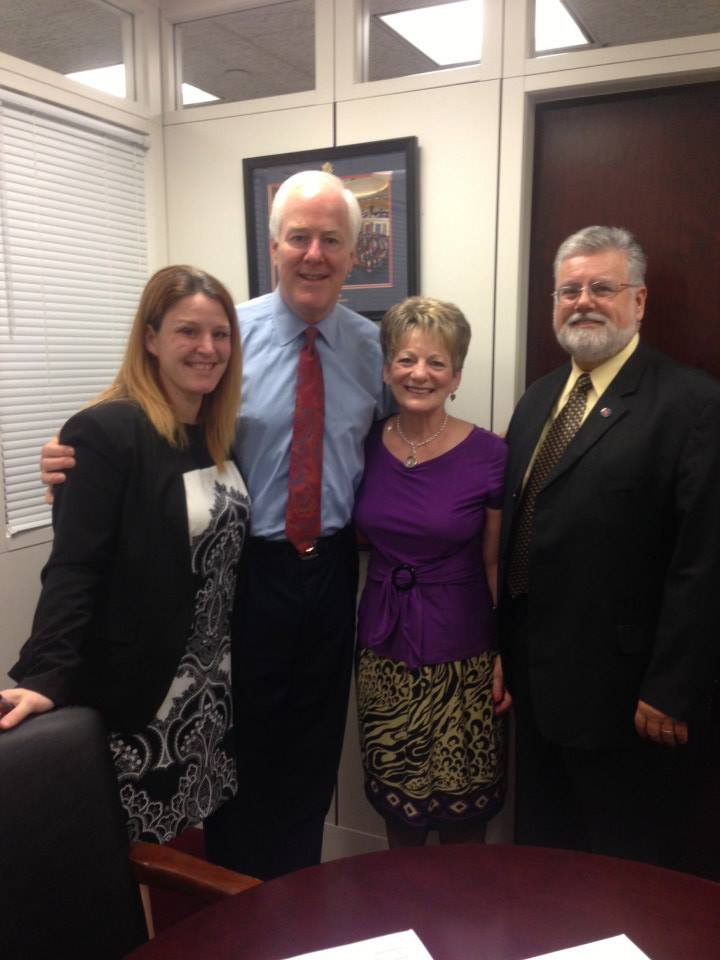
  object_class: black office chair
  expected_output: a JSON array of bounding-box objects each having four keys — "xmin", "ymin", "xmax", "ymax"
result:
[{"xmin": 0, "ymin": 705, "xmax": 260, "ymax": 959}]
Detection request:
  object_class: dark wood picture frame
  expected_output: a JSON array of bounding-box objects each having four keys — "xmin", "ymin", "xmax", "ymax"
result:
[{"xmin": 243, "ymin": 137, "xmax": 418, "ymax": 321}]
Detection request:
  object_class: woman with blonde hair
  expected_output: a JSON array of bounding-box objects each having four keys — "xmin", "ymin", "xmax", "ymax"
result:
[
  {"xmin": 354, "ymin": 296, "xmax": 511, "ymax": 847},
  {"xmin": 1, "ymin": 265, "xmax": 250, "ymax": 844}
]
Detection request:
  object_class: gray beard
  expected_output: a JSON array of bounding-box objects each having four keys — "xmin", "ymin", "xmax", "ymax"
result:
[{"xmin": 555, "ymin": 312, "xmax": 637, "ymax": 365}]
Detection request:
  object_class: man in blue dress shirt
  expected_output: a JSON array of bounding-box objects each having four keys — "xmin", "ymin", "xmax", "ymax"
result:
[
  {"xmin": 41, "ymin": 171, "xmax": 387, "ymax": 879},
  {"xmin": 204, "ymin": 171, "xmax": 387, "ymax": 877}
]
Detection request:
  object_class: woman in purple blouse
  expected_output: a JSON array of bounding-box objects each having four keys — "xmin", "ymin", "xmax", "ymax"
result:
[{"xmin": 354, "ymin": 297, "xmax": 512, "ymax": 847}]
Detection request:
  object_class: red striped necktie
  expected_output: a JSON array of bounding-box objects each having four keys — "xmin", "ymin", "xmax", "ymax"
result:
[{"xmin": 285, "ymin": 326, "xmax": 324, "ymax": 555}]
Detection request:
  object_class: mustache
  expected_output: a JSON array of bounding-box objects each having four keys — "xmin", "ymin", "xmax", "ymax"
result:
[{"xmin": 566, "ymin": 312, "xmax": 608, "ymax": 327}]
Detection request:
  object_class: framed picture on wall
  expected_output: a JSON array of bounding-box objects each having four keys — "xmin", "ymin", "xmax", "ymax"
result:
[{"xmin": 243, "ymin": 137, "xmax": 418, "ymax": 321}]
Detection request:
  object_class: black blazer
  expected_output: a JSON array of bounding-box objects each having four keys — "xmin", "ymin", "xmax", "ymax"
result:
[
  {"xmin": 11, "ymin": 401, "xmax": 203, "ymax": 731},
  {"xmin": 500, "ymin": 342, "xmax": 720, "ymax": 748}
]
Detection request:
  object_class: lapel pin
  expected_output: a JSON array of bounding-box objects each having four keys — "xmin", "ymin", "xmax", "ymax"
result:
[{"xmin": 600, "ymin": 407, "xmax": 611, "ymax": 418}]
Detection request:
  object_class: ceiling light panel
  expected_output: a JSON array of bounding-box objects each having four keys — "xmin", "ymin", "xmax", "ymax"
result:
[
  {"xmin": 535, "ymin": 0, "xmax": 589, "ymax": 53},
  {"xmin": 379, "ymin": 0, "xmax": 483, "ymax": 67}
]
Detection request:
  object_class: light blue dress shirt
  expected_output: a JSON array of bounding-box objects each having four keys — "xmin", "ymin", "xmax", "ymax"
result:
[{"xmin": 234, "ymin": 290, "xmax": 389, "ymax": 539}]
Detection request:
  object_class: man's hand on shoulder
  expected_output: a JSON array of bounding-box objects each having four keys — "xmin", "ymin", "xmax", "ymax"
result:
[
  {"xmin": 40, "ymin": 435, "xmax": 75, "ymax": 503},
  {"xmin": 634, "ymin": 698, "xmax": 688, "ymax": 747}
]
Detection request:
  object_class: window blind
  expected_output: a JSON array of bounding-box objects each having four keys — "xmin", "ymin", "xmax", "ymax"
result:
[{"xmin": 0, "ymin": 89, "xmax": 147, "ymax": 537}]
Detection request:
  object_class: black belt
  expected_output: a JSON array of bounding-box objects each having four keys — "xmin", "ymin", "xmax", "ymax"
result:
[{"xmin": 247, "ymin": 526, "xmax": 353, "ymax": 561}]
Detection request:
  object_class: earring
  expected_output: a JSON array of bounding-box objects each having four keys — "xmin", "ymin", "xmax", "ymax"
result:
[{"xmin": 450, "ymin": 393, "xmax": 457, "ymax": 402}]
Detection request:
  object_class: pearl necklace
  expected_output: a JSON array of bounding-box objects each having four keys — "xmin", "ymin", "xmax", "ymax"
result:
[{"xmin": 394, "ymin": 411, "xmax": 449, "ymax": 468}]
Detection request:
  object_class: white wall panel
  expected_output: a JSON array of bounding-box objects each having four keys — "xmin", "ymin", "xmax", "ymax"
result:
[
  {"xmin": 337, "ymin": 80, "xmax": 501, "ymax": 432},
  {"xmin": 163, "ymin": 105, "xmax": 334, "ymax": 298}
]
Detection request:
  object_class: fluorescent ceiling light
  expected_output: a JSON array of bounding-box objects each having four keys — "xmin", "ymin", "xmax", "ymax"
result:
[
  {"xmin": 65, "ymin": 66, "xmax": 218, "ymax": 105},
  {"xmin": 65, "ymin": 63, "xmax": 126, "ymax": 98},
  {"xmin": 181, "ymin": 82, "xmax": 221, "ymax": 105},
  {"xmin": 535, "ymin": 0, "xmax": 589, "ymax": 52},
  {"xmin": 379, "ymin": 0, "xmax": 483, "ymax": 67}
]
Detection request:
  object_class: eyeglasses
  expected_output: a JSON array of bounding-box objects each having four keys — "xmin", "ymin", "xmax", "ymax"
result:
[{"xmin": 552, "ymin": 281, "xmax": 640, "ymax": 305}]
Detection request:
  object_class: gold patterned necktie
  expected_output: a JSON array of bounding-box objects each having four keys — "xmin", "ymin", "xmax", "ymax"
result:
[{"xmin": 507, "ymin": 372, "xmax": 592, "ymax": 597}]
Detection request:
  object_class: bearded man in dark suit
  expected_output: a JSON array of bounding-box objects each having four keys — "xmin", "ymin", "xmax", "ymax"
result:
[{"xmin": 500, "ymin": 225, "xmax": 720, "ymax": 868}]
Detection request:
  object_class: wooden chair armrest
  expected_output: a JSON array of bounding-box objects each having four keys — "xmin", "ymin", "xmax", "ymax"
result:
[{"xmin": 129, "ymin": 840, "xmax": 262, "ymax": 901}]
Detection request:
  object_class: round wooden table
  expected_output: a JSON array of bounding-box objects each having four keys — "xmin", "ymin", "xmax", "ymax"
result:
[{"xmin": 128, "ymin": 844, "xmax": 720, "ymax": 959}]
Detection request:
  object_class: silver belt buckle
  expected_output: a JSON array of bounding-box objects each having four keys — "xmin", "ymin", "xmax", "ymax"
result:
[{"xmin": 300, "ymin": 543, "xmax": 319, "ymax": 560}]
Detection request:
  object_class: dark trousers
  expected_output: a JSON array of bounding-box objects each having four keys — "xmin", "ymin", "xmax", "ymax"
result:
[
  {"xmin": 504, "ymin": 598, "xmax": 693, "ymax": 870},
  {"xmin": 513, "ymin": 703, "xmax": 690, "ymax": 867},
  {"xmin": 204, "ymin": 527, "xmax": 359, "ymax": 880}
]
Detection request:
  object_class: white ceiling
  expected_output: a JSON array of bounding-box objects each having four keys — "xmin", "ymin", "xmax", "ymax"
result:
[
  {"xmin": 565, "ymin": 0, "xmax": 720, "ymax": 47},
  {"xmin": 1, "ymin": 0, "xmax": 719, "ymax": 104},
  {"xmin": 1, "ymin": 0, "xmax": 125, "ymax": 74}
]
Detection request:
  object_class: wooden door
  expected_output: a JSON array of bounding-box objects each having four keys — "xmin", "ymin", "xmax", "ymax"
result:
[{"xmin": 526, "ymin": 82, "xmax": 720, "ymax": 385}]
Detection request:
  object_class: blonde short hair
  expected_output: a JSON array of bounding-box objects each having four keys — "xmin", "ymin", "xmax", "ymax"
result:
[
  {"xmin": 381, "ymin": 296, "xmax": 471, "ymax": 372},
  {"xmin": 94, "ymin": 265, "xmax": 241, "ymax": 469}
]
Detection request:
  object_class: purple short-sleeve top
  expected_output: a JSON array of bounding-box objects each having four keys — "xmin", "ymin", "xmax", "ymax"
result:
[{"xmin": 354, "ymin": 421, "xmax": 507, "ymax": 669}]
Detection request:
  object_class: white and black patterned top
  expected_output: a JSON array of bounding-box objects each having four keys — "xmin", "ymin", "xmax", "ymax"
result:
[{"xmin": 110, "ymin": 431, "xmax": 249, "ymax": 842}]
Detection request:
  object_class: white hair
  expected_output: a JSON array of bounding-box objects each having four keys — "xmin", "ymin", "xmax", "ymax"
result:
[{"xmin": 268, "ymin": 170, "xmax": 362, "ymax": 243}]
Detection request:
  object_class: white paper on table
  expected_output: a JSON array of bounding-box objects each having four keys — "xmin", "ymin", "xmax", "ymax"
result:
[
  {"xmin": 525, "ymin": 934, "xmax": 651, "ymax": 959},
  {"xmin": 280, "ymin": 929, "xmax": 434, "ymax": 960}
]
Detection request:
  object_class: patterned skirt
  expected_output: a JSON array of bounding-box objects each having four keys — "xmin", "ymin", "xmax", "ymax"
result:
[{"xmin": 357, "ymin": 648, "xmax": 506, "ymax": 828}]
